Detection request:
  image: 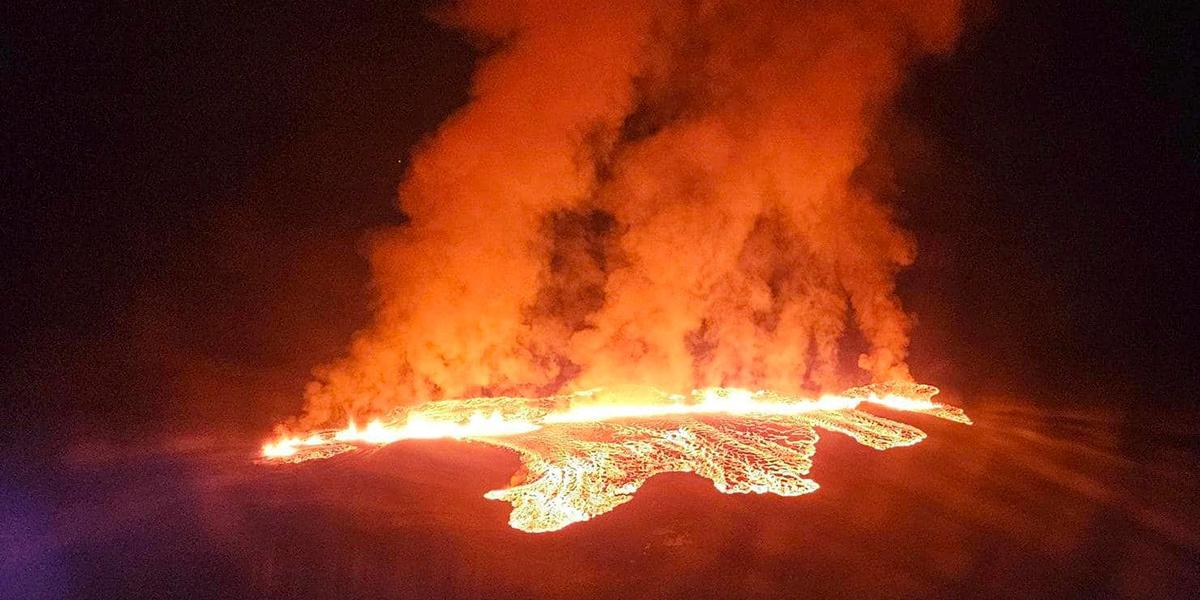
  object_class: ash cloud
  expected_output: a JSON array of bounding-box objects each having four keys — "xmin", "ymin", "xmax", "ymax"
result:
[{"xmin": 300, "ymin": 0, "xmax": 964, "ymax": 426}]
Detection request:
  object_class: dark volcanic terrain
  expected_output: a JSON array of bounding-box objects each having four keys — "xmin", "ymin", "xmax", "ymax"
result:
[{"xmin": 10, "ymin": 398, "xmax": 1198, "ymax": 599}]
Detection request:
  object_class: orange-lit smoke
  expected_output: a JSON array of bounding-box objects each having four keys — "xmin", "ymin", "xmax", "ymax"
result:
[{"xmin": 299, "ymin": 0, "xmax": 964, "ymax": 427}]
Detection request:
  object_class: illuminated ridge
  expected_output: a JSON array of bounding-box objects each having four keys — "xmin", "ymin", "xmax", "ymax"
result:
[{"xmin": 261, "ymin": 382, "xmax": 969, "ymax": 532}]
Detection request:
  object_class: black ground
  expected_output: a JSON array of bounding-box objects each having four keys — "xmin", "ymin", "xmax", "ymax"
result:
[{"xmin": 12, "ymin": 399, "xmax": 1199, "ymax": 599}]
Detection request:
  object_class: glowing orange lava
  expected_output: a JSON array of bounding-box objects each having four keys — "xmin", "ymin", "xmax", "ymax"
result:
[{"xmin": 261, "ymin": 382, "xmax": 968, "ymax": 532}]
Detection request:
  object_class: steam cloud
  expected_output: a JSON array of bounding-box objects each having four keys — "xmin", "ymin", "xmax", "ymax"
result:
[{"xmin": 300, "ymin": 0, "xmax": 964, "ymax": 426}]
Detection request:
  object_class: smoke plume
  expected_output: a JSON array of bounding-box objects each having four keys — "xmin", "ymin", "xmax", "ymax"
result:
[{"xmin": 299, "ymin": 0, "xmax": 964, "ymax": 426}]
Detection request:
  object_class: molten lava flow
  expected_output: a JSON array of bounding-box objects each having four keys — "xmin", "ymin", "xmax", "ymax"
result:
[{"xmin": 262, "ymin": 382, "xmax": 968, "ymax": 532}]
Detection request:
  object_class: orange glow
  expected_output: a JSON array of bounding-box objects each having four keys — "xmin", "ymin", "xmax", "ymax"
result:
[
  {"xmin": 257, "ymin": 0, "xmax": 973, "ymax": 535},
  {"xmin": 293, "ymin": 0, "xmax": 970, "ymax": 427},
  {"xmin": 262, "ymin": 382, "xmax": 968, "ymax": 532},
  {"xmin": 262, "ymin": 413, "xmax": 542, "ymax": 458}
]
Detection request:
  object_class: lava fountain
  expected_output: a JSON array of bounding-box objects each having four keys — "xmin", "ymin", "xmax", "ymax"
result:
[{"xmin": 262, "ymin": 382, "xmax": 968, "ymax": 532}]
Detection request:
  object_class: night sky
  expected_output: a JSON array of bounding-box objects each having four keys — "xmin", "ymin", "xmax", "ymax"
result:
[{"xmin": 4, "ymin": 2, "xmax": 1197, "ymax": 443}]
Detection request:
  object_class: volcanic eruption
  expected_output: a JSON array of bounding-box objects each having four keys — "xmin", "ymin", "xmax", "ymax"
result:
[{"xmin": 263, "ymin": 0, "xmax": 971, "ymax": 533}]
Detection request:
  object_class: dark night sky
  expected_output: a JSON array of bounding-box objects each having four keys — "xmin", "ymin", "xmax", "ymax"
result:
[{"xmin": 3, "ymin": 1, "xmax": 1197, "ymax": 443}]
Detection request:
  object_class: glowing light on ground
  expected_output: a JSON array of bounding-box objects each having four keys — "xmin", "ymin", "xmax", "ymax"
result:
[{"xmin": 261, "ymin": 382, "xmax": 968, "ymax": 532}]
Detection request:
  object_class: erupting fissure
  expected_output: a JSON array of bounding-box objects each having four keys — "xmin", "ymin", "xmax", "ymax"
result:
[
  {"xmin": 262, "ymin": 382, "xmax": 968, "ymax": 532},
  {"xmin": 260, "ymin": 0, "xmax": 973, "ymax": 533}
]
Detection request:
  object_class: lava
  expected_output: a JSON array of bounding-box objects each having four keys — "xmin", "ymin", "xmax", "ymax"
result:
[{"xmin": 261, "ymin": 382, "xmax": 968, "ymax": 532}]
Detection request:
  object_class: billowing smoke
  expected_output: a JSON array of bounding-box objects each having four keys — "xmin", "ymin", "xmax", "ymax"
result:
[{"xmin": 299, "ymin": 0, "xmax": 964, "ymax": 426}]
